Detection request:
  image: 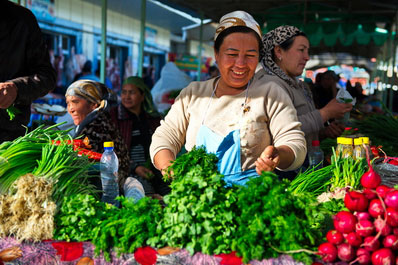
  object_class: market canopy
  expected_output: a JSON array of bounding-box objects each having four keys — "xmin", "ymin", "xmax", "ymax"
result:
[{"xmin": 160, "ymin": 0, "xmax": 398, "ymax": 59}]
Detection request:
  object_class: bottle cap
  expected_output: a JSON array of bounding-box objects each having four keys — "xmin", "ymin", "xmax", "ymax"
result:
[
  {"xmin": 312, "ymin": 140, "xmax": 320, "ymax": 146},
  {"xmin": 104, "ymin": 141, "xmax": 114, "ymax": 148},
  {"xmin": 354, "ymin": 138, "xmax": 363, "ymax": 145}
]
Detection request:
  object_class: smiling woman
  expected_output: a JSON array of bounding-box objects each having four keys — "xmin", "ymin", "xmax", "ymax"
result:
[
  {"xmin": 150, "ymin": 11, "xmax": 306, "ymax": 186},
  {"xmin": 65, "ymin": 80, "xmax": 131, "ymax": 195}
]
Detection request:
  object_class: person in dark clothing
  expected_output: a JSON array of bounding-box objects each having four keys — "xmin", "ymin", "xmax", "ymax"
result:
[
  {"xmin": 110, "ymin": 76, "xmax": 171, "ymax": 198},
  {"xmin": 65, "ymin": 79, "xmax": 132, "ymax": 195},
  {"xmin": 0, "ymin": 1, "xmax": 56, "ymax": 143}
]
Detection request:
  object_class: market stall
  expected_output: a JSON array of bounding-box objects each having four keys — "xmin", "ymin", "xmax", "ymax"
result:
[{"xmin": 0, "ymin": 111, "xmax": 398, "ymax": 265}]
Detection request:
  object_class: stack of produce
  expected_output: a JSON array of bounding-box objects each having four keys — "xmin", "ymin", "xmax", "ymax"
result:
[
  {"xmin": 0, "ymin": 124, "xmax": 98, "ymax": 206},
  {"xmin": 317, "ymin": 151, "xmax": 398, "ymax": 264}
]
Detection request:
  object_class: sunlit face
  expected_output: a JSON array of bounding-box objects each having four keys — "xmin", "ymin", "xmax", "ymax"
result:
[
  {"xmin": 215, "ymin": 32, "xmax": 259, "ymax": 90},
  {"xmin": 121, "ymin": 84, "xmax": 144, "ymax": 113},
  {"xmin": 277, "ymin": 36, "xmax": 310, "ymax": 78},
  {"xmin": 66, "ymin": 96, "xmax": 97, "ymax": 125}
]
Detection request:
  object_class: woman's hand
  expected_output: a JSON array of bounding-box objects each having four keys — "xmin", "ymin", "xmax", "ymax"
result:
[
  {"xmin": 319, "ymin": 98, "xmax": 353, "ymax": 122},
  {"xmin": 135, "ymin": 166, "xmax": 154, "ymax": 179},
  {"xmin": 255, "ymin": 145, "xmax": 280, "ymax": 175}
]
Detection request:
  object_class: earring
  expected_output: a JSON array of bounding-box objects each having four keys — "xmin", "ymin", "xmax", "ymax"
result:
[{"xmin": 278, "ymin": 57, "xmax": 282, "ymax": 61}]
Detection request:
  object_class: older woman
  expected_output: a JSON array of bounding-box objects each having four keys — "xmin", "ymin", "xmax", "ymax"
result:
[
  {"xmin": 150, "ymin": 11, "xmax": 306, "ymax": 186},
  {"xmin": 258, "ymin": 26, "xmax": 353, "ymax": 152},
  {"xmin": 110, "ymin": 76, "xmax": 170, "ymax": 197},
  {"xmin": 65, "ymin": 79, "xmax": 131, "ymax": 194}
]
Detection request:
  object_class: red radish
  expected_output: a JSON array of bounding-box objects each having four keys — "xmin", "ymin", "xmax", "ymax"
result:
[
  {"xmin": 326, "ymin": 230, "xmax": 344, "ymax": 245},
  {"xmin": 363, "ymin": 236, "xmax": 380, "ymax": 252},
  {"xmin": 355, "ymin": 248, "xmax": 371, "ymax": 265},
  {"xmin": 363, "ymin": 188, "xmax": 377, "ymax": 200},
  {"xmin": 376, "ymin": 185, "xmax": 392, "ymax": 199},
  {"xmin": 337, "ymin": 243, "xmax": 355, "ymax": 262},
  {"xmin": 346, "ymin": 232, "xmax": 362, "ymax": 247},
  {"xmin": 317, "ymin": 242, "xmax": 337, "ymax": 263},
  {"xmin": 311, "ymin": 263, "xmax": 323, "ymax": 265},
  {"xmin": 368, "ymin": 199, "xmax": 385, "ymax": 218},
  {"xmin": 393, "ymin": 227, "xmax": 398, "ymax": 235},
  {"xmin": 344, "ymin": 191, "xmax": 369, "ymax": 212},
  {"xmin": 355, "ymin": 211, "xmax": 371, "ymax": 221},
  {"xmin": 386, "ymin": 207, "xmax": 398, "ymax": 227},
  {"xmin": 371, "ymin": 248, "xmax": 395, "ymax": 265},
  {"xmin": 334, "ymin": 211, "xmax": 357, "ymax": 233},
  {"xmin": 361, "ymin": 145, "xmax": 382, "ymax": 189},
  {"xmin": 385, "ymin": 190, "xmax": 398, "ymax": 209},
  {"xmin": 382, "ymin": 234, "xmax": 398, "ymax": 250},
  {"xmin": 374, "ymin": 217, "xmax": 392, "ymax": 236},
  {"xmin": 356, "ymin": 219, "xmax": 375, "ymax": 237}
]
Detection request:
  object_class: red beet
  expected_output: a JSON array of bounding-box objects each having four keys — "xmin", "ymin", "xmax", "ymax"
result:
[
  {"xmin": 356, "ymin": 219, "xmax": 375, "ymax": 237},
  {"xmin": 386, "ymin": 207, "xmax": 398, "ymax": 227},
  {"xmin": 346, "ymin": 231, "xmax": 362, "ymax": 247},
  {"xmin": 374, "ymin": 217, "xmax": 392, "ymax": 236},
  {"xmin": 385, "ymin": 190, "xmax": 398, "ymax": 210},
  {"xmin": 371, "ymin": 248, "xmax": 395, "ymax": 265},
  {"xmin": 337, "ymin": 243, "xmax": 355, "ymax": 262},
  {"xmin": 368, "ymin": 199, "xmax": 385, "ymax": 219},
  {"xmin": 334, "ymin": 211, "xmax": 357, "ymax": 234},
  {"xmin": 317, "ymin": 242, "xmax": 337, "ymax": 263},
  {"xmin": 383, "ymin": 234, "xmax": 398, "ymax": 250},
  {"xmin": 326, "ymin": 230, "xmax": 344, "ymax": 245},
  {"xmin": 376, "ymin": 185, "xmax": 392, "ymax": 199},
  {"xmin": 344, "ymin": 190, "xmax": 369, "ymax": 212}
]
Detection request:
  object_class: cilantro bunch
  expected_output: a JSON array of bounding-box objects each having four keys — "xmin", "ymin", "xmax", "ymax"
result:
[
  {"xmin": 153, "ymin": 147, "xmax": 239, "ymax": 255},
  {"xmin": 232, "ymin": 172, "xmax": 325, "ymax": 264},
  {"xmin": 54, "ymin": 194, "xmax": 114, "ymax": 242},
  {"xmin": 92, "ymin": 196, "xmax": 163, "ymax": 261}
]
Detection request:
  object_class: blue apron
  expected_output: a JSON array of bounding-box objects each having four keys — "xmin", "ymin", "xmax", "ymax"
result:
[{"xmin": 195, "ymin": 80, "xmax": 258, "ymax": 186}]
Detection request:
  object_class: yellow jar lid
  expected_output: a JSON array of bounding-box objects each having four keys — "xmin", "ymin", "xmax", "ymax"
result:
[
  {"xmin": 360, "ymin": 137, "xmax": 370, "ymax": 144},
  {"xmin": 104, "ymin": 141, "xmax": 114, "ymax": 148},
  {"xmin": 341, "ymin": 137, "xmax": 353, "ymax": 145},
  {"xmin": 354, "ymin": 138, "xmax": 363, "ymax": 145},
  {"xmin": 337, "ymin": 137, "xmax": 344, "ymax": 144}
]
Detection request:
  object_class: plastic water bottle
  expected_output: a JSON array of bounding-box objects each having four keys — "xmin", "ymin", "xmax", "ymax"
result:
[
  {"xmin": 124, "ymin": 177, "xmax": 145, "ymax": 203},
  {"xmin": 308, "ymin": 140, "xmax": 324, "ymax": 170},
  {"xmin": 100, "ymin": 141, "xmax": 120, "ymax": 206}
]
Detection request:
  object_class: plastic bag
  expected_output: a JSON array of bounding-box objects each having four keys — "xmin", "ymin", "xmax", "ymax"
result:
[
  {"xmin": 336, "ymin": 88, "xmax": 356, "ymax": 124},
  {"xmin": 151, "ymin": 62, "xmax": 192, "ymax": 113}
]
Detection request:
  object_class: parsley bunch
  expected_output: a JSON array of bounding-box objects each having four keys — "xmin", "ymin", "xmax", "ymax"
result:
[
  {"xmin": 54, "ymin": 194, "xmax": 114, "ymax": 242},
  {"xmin": 232, "ymin": 172, "xmax": 325, "ymax": 264},
  {"xmin": 153, "ymin": 147, "xmax": 239, "ymax": 255}
]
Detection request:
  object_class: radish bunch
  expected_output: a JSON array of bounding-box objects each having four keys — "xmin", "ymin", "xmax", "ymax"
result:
[{"xmin": 318, "ymin": 167, "xmax": 398, "ymax": 265}]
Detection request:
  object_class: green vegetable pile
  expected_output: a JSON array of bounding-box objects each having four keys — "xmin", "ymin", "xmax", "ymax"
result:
[
  {"xmin": 54, "ymin": 195, "xmax": 163, "ymax": 261},
  {"xmin": 232, "ymin": 173, "xmax": 326, "ymax": 264},
  {"xmin": 353, "ymin": 112, "xmax": 398, "ymax": 156},
  {"xmin": 0, "ymin": 124, "xmax": 97, "ymax": 206},
  {"xmin": 152, "ymin": 147, "xmax": 239, "ymax": 255}
]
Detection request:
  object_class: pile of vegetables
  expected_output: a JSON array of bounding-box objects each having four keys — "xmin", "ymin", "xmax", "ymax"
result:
[
  {"xmin": 353, "ymin": 112, "xmax": 398, "ymax": 157},
  {"xmin": 0, "ymin": 124, "xmax": 98, "ymax": 206},
  {"xmin": 54, "ymin": 194, "xmax": 163, "ymax": 261},
  {"xmin": 317, "ymin": 151, "xmax": 398, "ymax": 264}
]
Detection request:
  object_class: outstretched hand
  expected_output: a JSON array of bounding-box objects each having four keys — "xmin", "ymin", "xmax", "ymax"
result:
[
  {"xmin": 0, "ymin": 82, "xmax": 18, "ymax": 109},
  {"xmin": 255, "ymin": 145, "xmax": 280, "ymax": 175}
]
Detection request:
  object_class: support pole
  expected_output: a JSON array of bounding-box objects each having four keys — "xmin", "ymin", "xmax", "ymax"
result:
[
  {"xmin": 138, "ymin": 0, "xmax": 147, "ymax": 77},
  {"xmin": 100, "ymin": 0, "xmax": 107, "ymax": 84},
  {"xmin": 196, "ymin": 13, "xmax": 204, "ymax": 81}
]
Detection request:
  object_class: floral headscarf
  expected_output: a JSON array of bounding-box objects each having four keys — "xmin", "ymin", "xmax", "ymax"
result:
[
  {"xmin": 65, "ymin": 79, "xmax": 107, "ymax": 109},
  {"xmin": 123, "ymin": 76, "xmax": 159, "ymax": 117},
  {"xmin": 214, "ymin": 10, "xmax": 262, "ymax": 41},
  {"xmin": 260, "ymin": 25, "xmax": 304, "ymax": 88}
]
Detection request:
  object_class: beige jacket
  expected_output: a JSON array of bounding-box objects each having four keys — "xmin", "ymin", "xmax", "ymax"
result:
[
  {"xmin": 255, "ymin": 69, "xmax": 324, "ymax": 150},
  {"xmin": 150, "ymin": 77, "xmax": 306, "ymax": 171}
]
